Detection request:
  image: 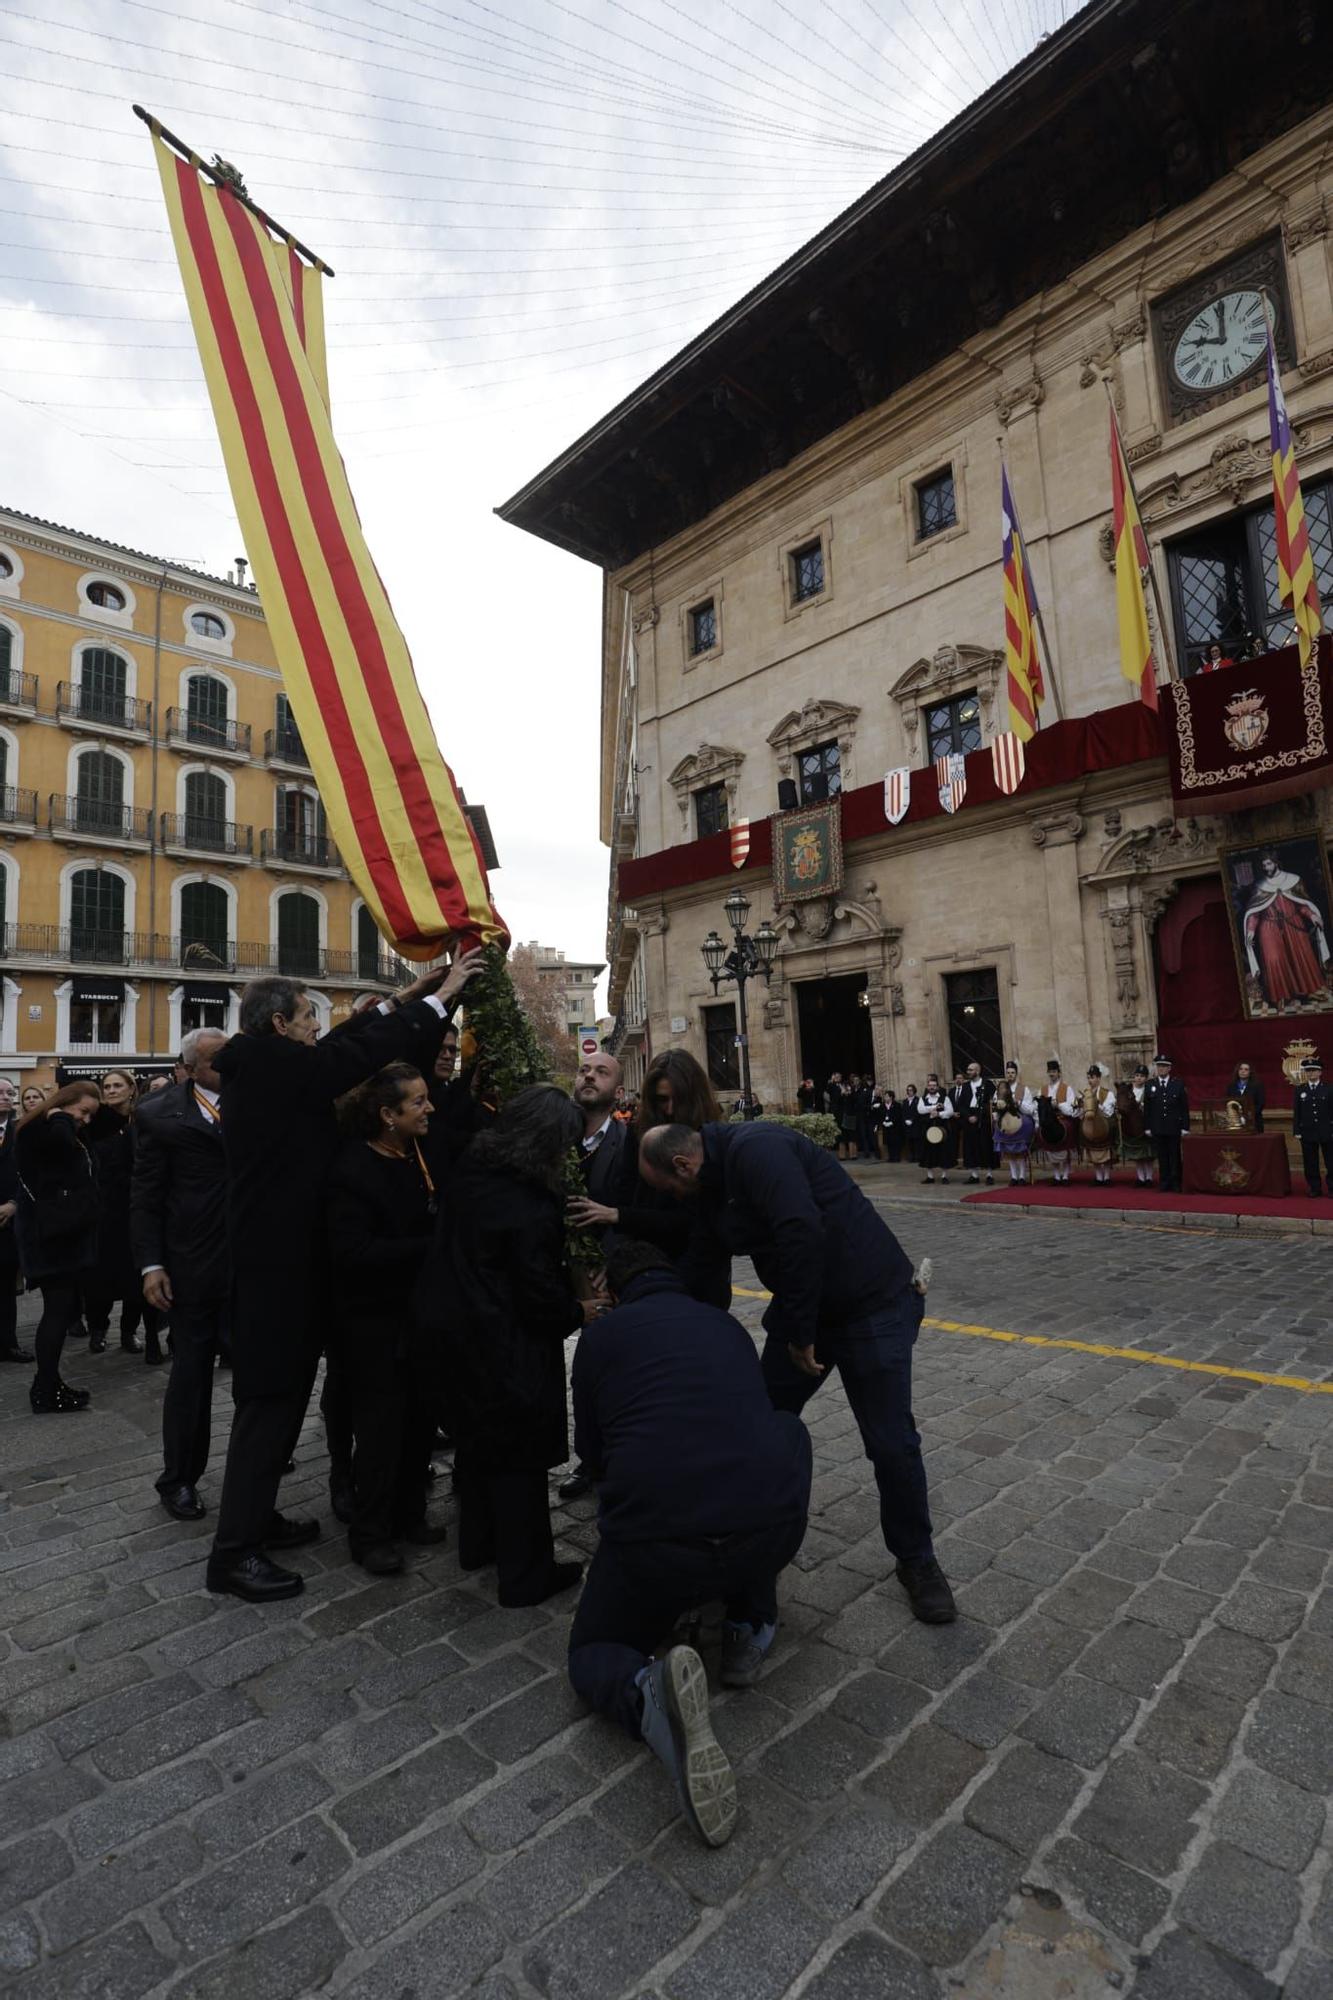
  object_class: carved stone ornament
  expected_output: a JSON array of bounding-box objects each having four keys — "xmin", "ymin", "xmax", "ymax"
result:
[
  {"xmin": 889, "ymin": 984, "xmax": 905, "ymax": 1017},
  {"xmin": 1141, "ymin": 880, "xmax": 1180, "ymax": 933},
  {"xmin": 787, "ymin": 895, "xmax": 835, "ymax": 940},
  {"xmin": 762, "ymin": 993, "xmax": 788, "ymax": 1030},
  {"xmin": 889, "ymin": 643, "xmax": 1002, "ymax": 759},
  {"xmin": 1029, "ymin": 809, "xmax": 1085, "ymax": 848},
  {"xmin": 1300, "ymin": 349, "xmax": 1333, "ymax": 383},
  {"xmin": 1138, "ymin": 431, "xmax": 1272, "ymax": 522},
  {"xmin": 1105, "ymin": 905, "xmax": 1140, "ymax": 1028},
  {"xmin": 767, "ymin": 699, "xmax": 861, "ymax": 781},
  {"xmin": 1286, "ymin": 204, "xmax": 1329, "ymax": 253},
  {"xmin": 1098, "ymin": 814, "xmax": 1223, "ymax": 876},
  {"xmin": 667, "ymin": 743, "xmax": 745, "ymax": 833},
  {"xmin": 1097, "ymin": 522, "xmax": 1117, "ymax": 568},
  {"xmin": 631, "ymin": 603, "xmax": 659, "ymax": 634},
  {"xmin": 995, "ymin": 374, "xmax": 1044, "ymax": 425}
]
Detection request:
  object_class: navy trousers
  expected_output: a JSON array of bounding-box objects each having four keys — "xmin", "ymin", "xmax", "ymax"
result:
[
  {"xmin": 762, "ymin": 1286, "xmax": 933, "ymax": 1566},
  {"xmin": 569, "ymin": 1503, "xmax": 810, "ymax": 1737}
]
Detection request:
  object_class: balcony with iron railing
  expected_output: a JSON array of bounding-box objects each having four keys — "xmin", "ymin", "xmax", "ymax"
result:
[
  {"xmin": 164, "ymin": 707, "xmax": 253, "ymax": 759},
  {"xmin": 0, "ymin": 787, "xmax": 38, "ymax": 834},
  {"xmin": 260, "ymin": 826, "xmax": 341, "ymax": 873},
  {"xmin": 0, "ymin": 668, "xmax": 38, "ymax": 717},
  {"xmin": 160, "ymin": 813, "xmax": 254, "ymax": 859},
  {"xmin": 263, "ymin": 725, "xmax": 310, "ymax": 771},
  {"xmin": 56, "ymin": 683, "xmax": 152, "ymax": 737},
  {"xmin": 49, "ymin": 796, "xmax": 153, "ymax": 845},
  {"xmin": 0, "ymin": 927, "xmax": 412, "ymax": 985}
]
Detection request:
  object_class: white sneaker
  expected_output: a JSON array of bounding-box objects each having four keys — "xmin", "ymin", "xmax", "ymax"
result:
[{"xmin": 636, "ymin": 1647, "xmax": 736, "ymax": 1847}]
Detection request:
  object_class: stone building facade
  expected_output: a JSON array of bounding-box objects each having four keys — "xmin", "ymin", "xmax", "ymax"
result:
[{"xmin": 502, "ymin": 0, "xmax": 1333, "ymax": 1117}]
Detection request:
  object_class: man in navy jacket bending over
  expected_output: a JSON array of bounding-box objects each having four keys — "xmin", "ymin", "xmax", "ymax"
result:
[
  {"xmin": 569, "ymin": 1239, "xmax": 811, "ymax": 1848},
  {"xmin": 640, "ymin": 1119, "xmax": 956, "ymax": 1626}
]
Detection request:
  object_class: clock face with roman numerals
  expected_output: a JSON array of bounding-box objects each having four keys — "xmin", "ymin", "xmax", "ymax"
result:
[{"xmin": 1171, "ymin": 289, "xmax": 1269, "ymax": 394}]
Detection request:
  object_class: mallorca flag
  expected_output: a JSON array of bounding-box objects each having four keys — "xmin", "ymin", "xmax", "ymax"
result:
[
  {"xmin": 1001, "ymin": 466, "xmax": 1045, "ymax": 741},
  {"xmin": 1109, "ymin": 407, "xmax": 1159, "ymax": 711},
  {"xmin": 146, "ymin": 119, "xmax": 505, "ymax": 956},
  {"xmin": 1265, "ymin": 312, "xmax": 1323, "ymax": 669}
]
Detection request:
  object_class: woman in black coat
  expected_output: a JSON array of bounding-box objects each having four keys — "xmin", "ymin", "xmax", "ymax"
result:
[
  {"xmin": 420, "ymin": 1083, "xmax": 602, "ymax": 1607},
  {"xmin": 15, "ymin": 1081, "xmax": 102, "ymax": 1414},
  {"xmin": 326, "ymin": 1063, "xmax": 446, "ymax": 1576},
  {"xmin": 84, "ymin": 1069, "xmax": 164, "ymax": 1362}
]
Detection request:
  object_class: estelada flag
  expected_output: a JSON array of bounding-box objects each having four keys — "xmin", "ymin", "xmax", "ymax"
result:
[
  {"xmin": 144, "ymin": 117, "xmax": 505, "ymax": 956},
  {"xmin": 1001, "ymin": 466, "xmax": 1045, "ymax": 742},
  {"xmin": 884, "ymin": 768, "xmax": 910, "ymax": 825},
  {"xmin": 1265, "ymin": 309, "xmax": 1323, "ymax": 669},
  {"xmin": 729, "ymin": 819, "xmax": 751, "ymax": 868},
  {"xmin": 991, "ymin": 731, "xmax": 1026, "ymax": 796},
  {"xmin": 935, "ymin": 752, "xmax": 966, "ymax": 814},
  {"xmin": 1109, "ymin": 405, "xmax": 1159, "ymax": 713}
]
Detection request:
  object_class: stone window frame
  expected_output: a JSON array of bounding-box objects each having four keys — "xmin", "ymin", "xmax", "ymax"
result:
[
  {"xmin": 679, "ymin": 578, "xmax": 724, "ymax": 670},
  {"xmin": 887, "ymin": 644, "xmax": 1001, "ymax": 767},
  {"xmin": 767, "ymin": 698, "xmax": 861, "ymax": 797},
  {"xmin": 913, "ymin": 465, "xmax": 959, "ymax": 542},
  {"xmin": 667, "ymin": 742, "xmax": 745, "ymax": 842},
  {"xmin": 900, "ymin": 444, "xmax": 969, "ymax": 561},
  {"xmin": 778, "ymin": 517, "xmax": 834, "ymax": 621}
]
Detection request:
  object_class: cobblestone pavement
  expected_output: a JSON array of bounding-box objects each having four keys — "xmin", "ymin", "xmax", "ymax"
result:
[{"xmin": 3, "ymin": 1193, "xmax": 1333, "ymax": 1999}]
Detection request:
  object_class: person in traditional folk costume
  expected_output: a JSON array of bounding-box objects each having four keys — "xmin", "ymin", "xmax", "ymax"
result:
[
  {"xmin": 1115, "ymin": 1065, "xmax": 1155, "ymax": 1184},
  {"xmin": 1080, "ymin": 1064, "xmax": 1119, "ymax": 1185},
  {"xmin": 918, "ymin": 1075, "xmax": 954, "ymax": 1185},
  {"xmin": 990, "ymin": 1061, "xmax": 1036, "ymax": 1184},
  {"xmin": 1035, "ymin": 1059, "xmax": 1078, "ymax": 1182}
]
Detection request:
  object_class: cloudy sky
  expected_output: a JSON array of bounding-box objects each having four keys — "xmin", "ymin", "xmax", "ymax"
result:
[{"xmin": 0, "ymin": 0, "xmax": 1075, "ymax": 997}]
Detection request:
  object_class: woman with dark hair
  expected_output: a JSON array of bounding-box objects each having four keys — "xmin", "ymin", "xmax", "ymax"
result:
[
  {"xmin": 422, "ymin": 1083, "xmax": 602, "ymax": 1606},
  {"xmin": 635, "ymin": 1049, "xmax": 722, "ymax": 1139},
  {"xmin": 84, "ymin": 1069, "xmax": 164, "ymax": 1362},
  {"xmin": 15, "ymin": 1081, "xmax": 101, "ymax": 1414},
  {"xmin": 326, "ymin": 1063, "xmax": 446, "ymax": 1575}
]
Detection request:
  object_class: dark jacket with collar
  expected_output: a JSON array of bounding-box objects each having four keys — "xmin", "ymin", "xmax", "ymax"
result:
[
  {"xmin": 0, "ymin": 1114, "xmax": 18, "ymax": 1269},
  {"xmin": 215, "ymin": 998, "xmax": 446, "ymax": 1399},
  {"xmin": 14, "ymin": 1111, "xmax": 98, "ymax": 1283},
  {"xmin": 1225, "ymin": 1075, "xmax": 1266, "ymax": 1132},
  {"xmin": 1144, "ymin": 1076, "xmax": 1191, "ymax": 1137},
  {"xmin": 130, "ymin": 1081, "xmax": 228, "ymax": 1303},
  {"xmin": 572, "ymin": 1268, "xmax": 811, "ymax": 1543},
  {"xmin": 684, "ymin": 1121, "xmax": 914, "ymax": 1349},
  {"xmin": 1293, "ymin": 1081, "xmax": 1333, "ymax": 1143},
  {"xmin": 580, "ymin": 1115, "xmax": 627, "ymax": 1208}
]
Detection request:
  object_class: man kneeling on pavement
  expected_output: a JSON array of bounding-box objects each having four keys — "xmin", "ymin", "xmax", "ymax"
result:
[{"xmin": 567, "ymin": 1238, "xmax": 812, "ymax": 1848}]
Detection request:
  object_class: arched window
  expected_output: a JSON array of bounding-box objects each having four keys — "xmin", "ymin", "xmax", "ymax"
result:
[
  {"xmin": 277, "ymin": 786, "xmax": 327, "ymax": 863},
  {"xmin": 86, "ymin": 581, "xmax": 125, "ymax": 611},
  {"xmin": 356, "ymin": 904, "xmax": 382, "ymax": 979},
  {"xmin": 0, "ymin": 554, "xmax": 11, "ymax": 580},
  {"xmin": 0, "ymin": 625, "xmax": 11, "ymax": 692},
  {"xmin": 277, "ymin": 891, "xmax": 321, "ymax": 977},
  {"xmin": 185, "ymin": 672, "xmax": 229, "ymax": 748},
  {"xmin": 190, "ymin": 610, "xmax": 226, "ymax": 640},
  {"xmin": 183, "ymin": 769, "xmax": 227, "ymax": 850},
  {"xmin": 79, "ymin": 647, "xmax": 128, "ymax": 727},
  {"xmin": 75, "ymin": 749, "xmax": 125, "ymax": 834},
  {"xmin": 180, "ymin": 880, "xmax": 230, "ymax": 964},
  {"xmin": 70, "ymin": 867, "xmax": 125, "ymax": 962}
]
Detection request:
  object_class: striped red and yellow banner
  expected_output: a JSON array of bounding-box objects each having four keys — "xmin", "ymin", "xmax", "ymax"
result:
[
  {"xmin": 1265, "ymin": 314, "xmax": 1323, "ymax": 670},
  {"xmin": 147, "ymin": 123, "xmax": 505, "ymax": 956}
]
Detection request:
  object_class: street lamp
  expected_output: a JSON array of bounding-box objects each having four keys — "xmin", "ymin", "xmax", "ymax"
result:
[{"xmin": 701, "ymin": 896, "xmax": 778, "ymax": 1118}]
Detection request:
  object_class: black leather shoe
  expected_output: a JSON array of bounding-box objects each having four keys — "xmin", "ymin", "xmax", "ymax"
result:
[
  {"xmin": 357, "ymin": 1544, "xmax": 405, "ymax": 1576},
  {"xmin": 896, "ymin": 1557, "xmax": 958, "ymax": 1625},
  {"xmin": 330, "ymin": 1479, "xmax": 355, "ymax": 1526},
  {"xmin": 0, "ymin": 1345, "xmax": 33, "ymax": 1363},
  {"xmin": 557, "ymin": 1469, "xmax": 593, "ymax": 1501},
  {"xmin": 30, "ymin": 1379, "xmax": 92, "ymax": 1414},
  {"xmin": 160, "ymin": 1483, "xmax": 205, "ymax": 1522},
  {"xmin": 120, "ymin": 1332, "xmax": 144, "ymax": 1355},
  {"xmin": 263, "ymin": 1512, "xmax": 320, "ymax": 1550},
  {"xmin": 280, "ymin": 1458, "xmax": 296, "ymax": 1476},
  {"xmin": 206, "ymin": 1552, "xmax": 304, "ymax": 1601},
  {"xmin": 88, "ymin": 1331, "xmax": 108, "ymax": 1355}
]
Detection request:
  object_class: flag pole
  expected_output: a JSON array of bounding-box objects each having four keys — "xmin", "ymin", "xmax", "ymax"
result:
[
  {"xmin": 132, "ymin": 104, "xmax": 335, "ymax": 276},
  {"xmin": 997, "ymin": 436, "xmax": 1064, "ymax": 724},
  {"xmin": 1101, "ymin": 376, "xmax": 1179, "ymax": 681}
]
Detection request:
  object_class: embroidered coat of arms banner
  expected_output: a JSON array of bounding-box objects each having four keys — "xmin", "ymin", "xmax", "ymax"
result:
[
  {"xmin": 1165, "ymin": 636, "xmax": 1333, "ymax": 814},
  {"xmin": 771, "ymin": 799, "xmax": 844, "ymax": 905}
]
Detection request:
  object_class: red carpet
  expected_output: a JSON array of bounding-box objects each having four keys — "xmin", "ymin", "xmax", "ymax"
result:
[{"xmin": 961, "ymin": 1172, "xmax": 1328, "ymax": 1220}]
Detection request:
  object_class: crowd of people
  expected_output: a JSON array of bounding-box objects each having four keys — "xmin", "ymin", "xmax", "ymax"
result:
[
  {"xmin": 796, "ymin": 1057, "xmax": 1202, "ymax": 1191},
  {"xmin": 0, "ymin": 968, "xmax": 954, "ymax": 1850}
]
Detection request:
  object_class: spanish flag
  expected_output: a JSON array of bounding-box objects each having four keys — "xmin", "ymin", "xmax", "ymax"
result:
[
  {"xmin": 1000, "ymin": 465, "xmax": 1045, "ymax": 741},
  {"xmin": 1265, "ymin": 312, "xmax": 1323, "ymax": 669},
  {"xmin": 1109, "ymin": 407, "xmax": 1158, "ymax": 711},
  {"xmin": 145, "ymin": 117, "xmax": 506, "ymax": 957}
]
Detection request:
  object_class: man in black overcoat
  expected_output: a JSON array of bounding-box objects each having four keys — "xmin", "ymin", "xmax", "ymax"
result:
[
  {"xmin": 555, "ymin": 1049, "xmax": 625, "ymax": 1502},
  {"xmin": 206, "ymin": 954, "xmax": 479, "ymax": 1601},
  {"xmin": 132, "ymin": 1027, "xmax": 230, "ymax": 1520},
  {"xmin": 0, "ymin": 1076, "xmax": 28, "ymax": 1363},
  {"xmin": 1293, "ymin": 1055, "xmax": 1333, "ymax": 1195},
  {"xmin": 1144, "ymin": 1053, "xmax": 1190, "ymax": 1193}
]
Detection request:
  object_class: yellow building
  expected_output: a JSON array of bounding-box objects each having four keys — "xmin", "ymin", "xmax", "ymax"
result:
[{"xmin": 0, "ymin": 505, "xmax": 422, "ymax": 1081}]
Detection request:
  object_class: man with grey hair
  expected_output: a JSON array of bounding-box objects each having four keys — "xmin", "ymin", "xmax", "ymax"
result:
[
  {"xmin": 132, "ymin": 1027, "xmax": 230, "ymax": 1521},
  {"xmin": 206, "ymin": 951, "xmax": 481, "ymax": 1603}
]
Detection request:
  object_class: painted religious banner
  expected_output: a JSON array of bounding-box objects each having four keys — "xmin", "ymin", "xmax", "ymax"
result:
[
  {"xmin": 771, "ymin": 799, "xmax": 844, "ymax": 904},
  {"xmin": 1165, "ymin": 636, "xmax": 1333, "ymax": 815},
  {"xmin": 884, "ymin": 768, "xmax": 911, "ymax": 825},
  {"xmin": 1222, "ymin": 836, "xmax": 1333, "ymax": 1020}
]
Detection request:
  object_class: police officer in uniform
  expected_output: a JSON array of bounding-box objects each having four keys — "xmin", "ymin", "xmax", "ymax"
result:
[
  {"xmin": 1144, "ymin": 1054, "xmax": 1190, "ymax": 1193},
  {"xmin": 1293, "ymin": 1055, "xmax": 1333, "ymax": 1196}
]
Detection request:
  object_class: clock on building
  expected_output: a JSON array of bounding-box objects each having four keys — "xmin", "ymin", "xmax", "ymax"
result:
[{"xmin": 1151, "ymin": 234, "xmax": 1294, "ymax": 426}]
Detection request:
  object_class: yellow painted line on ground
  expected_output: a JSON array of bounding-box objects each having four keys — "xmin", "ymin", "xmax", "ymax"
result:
[{"xmin": 731, "ymin": 1286, "xmax": 1333, "ymax": 1397}]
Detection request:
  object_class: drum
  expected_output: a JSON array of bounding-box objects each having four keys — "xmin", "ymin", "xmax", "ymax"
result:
[{"xmin": 925, "ymin": 1123, "xmax": 945, "ymax": 1146}]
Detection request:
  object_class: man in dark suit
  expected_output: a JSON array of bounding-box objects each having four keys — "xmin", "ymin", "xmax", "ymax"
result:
[
  {"xmin": 205, "ymin": 953, "xmax": 479, "ymax": 1602},
  {"xmin": 641, "ymin": 1119, "xmax": 955, "ymax": 1625},
  {"xmin": 1293, "ymin": 1056, "xmax": 1333, "ymax": 1195},
  {"xmin": 1144, "ymin": 1053, "xmax": 1190, "ymax": 1192},
  {"xmin": 954, "ymin": 1062, "xmax": 995, "ymax": 1184},
  {"xmin": 0, "ymin": 1076, "xmax": 28, "ymax": 1364},
  {"xmin": 1226, "ymin": 1062, "xmax": 1266, "ymax": 1133},
  {"xmin": 132, "ymin": 1028, "xmax": 230, "ymax": 1520},
  {"xmin": 557, "ymin": 1049, "xmax": 626, "ymax": 1502}
]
